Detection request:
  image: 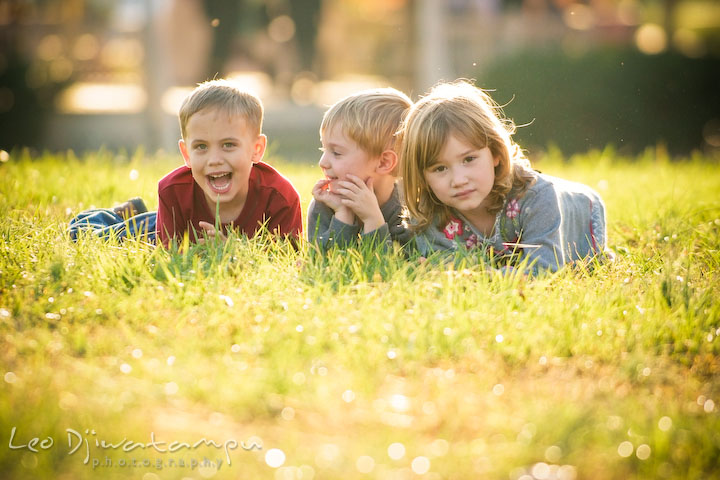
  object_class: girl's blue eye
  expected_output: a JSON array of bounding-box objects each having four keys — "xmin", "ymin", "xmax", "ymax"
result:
[{"xmin": 464, "ymin": 156, "xmax": 476, "ymax": 163}]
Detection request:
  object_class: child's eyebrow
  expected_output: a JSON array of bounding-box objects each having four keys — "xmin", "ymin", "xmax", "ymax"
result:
[
  {"xmin": 191, "ymin": 136, "xmax": 239, "ymax": 145},
  {"xmin": 454, "ymin": 148, "xmax": 477, "ymax": 158}
]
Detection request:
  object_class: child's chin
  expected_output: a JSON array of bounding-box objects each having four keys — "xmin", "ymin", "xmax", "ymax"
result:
[{"xmin": 204, "ymin": 186, "xmax": 234, "ymax": 203}]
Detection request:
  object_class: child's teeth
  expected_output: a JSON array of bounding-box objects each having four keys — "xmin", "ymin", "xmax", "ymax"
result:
[{"xmin": 209, "ymin": 173, "xmax": 231, "ymax": 190}]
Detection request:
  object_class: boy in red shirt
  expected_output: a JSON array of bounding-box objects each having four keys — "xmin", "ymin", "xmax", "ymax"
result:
[
  {"xmin": 68, "ymin": 79, "xmax": 302, "ymax": 246},
  {"xmin": 157, "ymin": 79, "xmax": 302, "ymax": 246}
]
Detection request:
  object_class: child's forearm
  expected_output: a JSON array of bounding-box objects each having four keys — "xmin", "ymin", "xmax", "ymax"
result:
[
  {"xmin": 361, "ymin": 213, "xmax": 385, "ymax": 234},
  {"xmin": 333, "ymin": 206, "xmax": 355, "ymax": 226}
]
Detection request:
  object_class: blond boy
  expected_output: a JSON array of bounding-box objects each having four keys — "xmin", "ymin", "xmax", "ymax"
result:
[
  {"xmin": 307, "ymin": 88, "xmax": 412, "ymax": 248},
  {"xmin": 157, "ymin": 79, "xmax": 302, "ymax": 246}
]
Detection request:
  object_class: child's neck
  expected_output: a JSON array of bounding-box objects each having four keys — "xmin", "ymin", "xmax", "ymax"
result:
[
  {"xmin": 373, "ymin": 176, "xmax": 396, "ymax": 208},
  {"xmin": 208, "ymin": 191, "xmax": 248, "ymax": 225},
  {"xmin": 463, "ymin": 208, "xmax": 496, "ymax": 237}
]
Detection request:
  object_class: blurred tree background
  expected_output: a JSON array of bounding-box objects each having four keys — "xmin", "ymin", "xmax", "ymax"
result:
[{"xmin": 0, "ymin": 0, "xmax": 718, "ymax": 158}]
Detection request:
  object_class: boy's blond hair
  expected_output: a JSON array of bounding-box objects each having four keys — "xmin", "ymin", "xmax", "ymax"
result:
[
  {"xmin": 400, "ymin": 80, "xmax": 535, "ymax": 232},
  {"xmin": 320, "ymin": 88, "xmax": 412, "ymax": 176},
  {"xmin": 179, "ymin": 79, "xmax": 264, "ymax": 139}
]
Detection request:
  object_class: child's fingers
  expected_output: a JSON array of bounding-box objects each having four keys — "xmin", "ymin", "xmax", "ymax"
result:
[
  {"xmin": 336, "ymin": 180, "xmax": 366, "ymax": 195},
  {"xmin": 344, "ymin": 174, "xmax": 368, "ymax": 189},
  {"xmin": 198, "ymin": 221, "xmax": 215, "ymax": 235},
  {"xmin": 197, "ymin": 221, "xmax": 226, "ymax": 243},
  {"xmin": 313, "ymin": 179, "xmax": 330, "ymax": 192},
  {"xmin": 312, "ymin": 180, "xmax": 333, "ymax": 200}
]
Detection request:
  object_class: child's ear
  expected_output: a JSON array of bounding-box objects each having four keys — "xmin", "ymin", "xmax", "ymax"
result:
[
  {"xmin": 376, "ymin": 149, "xmax": 398, "ymax": 175},
  {"xmin": 252, "ymin": 134, "xmax": 267, "ymax": 163},
  {"xmin": 178, "ymin": 139, "xmax": 191, "ymax": 168}
]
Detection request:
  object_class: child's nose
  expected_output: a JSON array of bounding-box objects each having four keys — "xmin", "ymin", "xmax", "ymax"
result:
[
  {"xmin": 208, "ymin": 150, "xmax": 223, "ymax": 164},
  {"xmin": 450, "ymin": 169, "xmax": 467, "ymax": 187},
  {"xmin": 318, "ymin": 152, "xmax": 330, "ymax": 169}
]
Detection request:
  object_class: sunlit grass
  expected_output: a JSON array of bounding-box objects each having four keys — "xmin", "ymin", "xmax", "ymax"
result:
[{"xmin": 1, "ymin": 147, "xmax": 719, "ymax": 479}]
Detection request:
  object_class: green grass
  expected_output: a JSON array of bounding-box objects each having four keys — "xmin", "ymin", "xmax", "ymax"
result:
[{"xmin": 1, "ymin": 146, "xmax": 719, "ymax": 479}]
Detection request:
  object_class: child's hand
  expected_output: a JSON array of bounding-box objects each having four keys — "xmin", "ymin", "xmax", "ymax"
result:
[
  {"xmin": 312, "ymin": 179, "xmax": 344, "ymax": 211},
  {"xmin": 312, "ymin": 179, "xmax": 355, "ymax": 224},
  {"xmin": 197, "ymin": 221, "xmax": 227, "ymax": 244},
  {"xmin": 335, "ymin": 175, "xmax": 384, "ymax": 233}
]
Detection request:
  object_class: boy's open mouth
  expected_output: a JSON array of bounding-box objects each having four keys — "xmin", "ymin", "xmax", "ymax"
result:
[{"xmin": 208, "ymin": 172, "xmax": 232, "ymax": 193}]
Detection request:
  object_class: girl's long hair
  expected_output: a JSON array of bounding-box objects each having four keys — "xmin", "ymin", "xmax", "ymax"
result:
[{"xmin": 400, "ymin": 80, "xmax": 535, "ymax": 231}]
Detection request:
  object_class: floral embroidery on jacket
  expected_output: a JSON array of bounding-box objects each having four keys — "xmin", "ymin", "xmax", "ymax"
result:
[
  {"xmin": 506, "ymin": 199, "xmax": 520, "ymax": 219},
  {"xmin": 499, "ymin": 196, "xmax": 522, "ymax": 245},
  {"xmin": 443, "ymin": 218, "xmax": 463, "ymax": 240}
]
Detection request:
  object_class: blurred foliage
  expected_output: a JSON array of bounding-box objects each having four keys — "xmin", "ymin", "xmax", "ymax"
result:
[
  {"xmin": 0, "ymin": 54, "xmax": 45, "ymax": 150},
  {"xmin": 478, "ymin": 47, "xmax": 720, "ymax": 156}
]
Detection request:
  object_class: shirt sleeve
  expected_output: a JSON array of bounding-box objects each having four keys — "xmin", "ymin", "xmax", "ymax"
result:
[
  {"xmin": 307, "ymin": 198, "xmax": 362, "ymax": 249},
  {"xmin": 266, "ymin": 190, "xmax": 303, "ymax": 239},
  {"xmin": 513, "ymin": 185, "xmax": 567, "ymax": 273},
  {"xmin": 156, "ymin": 190, "xmax": 181, "ymax": 247}
]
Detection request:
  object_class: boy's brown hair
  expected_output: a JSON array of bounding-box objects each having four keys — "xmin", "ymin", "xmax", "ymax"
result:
[
  {"xmin": 320, "ymin": 88, "xmax": 412, "ymax": 176},
  {"xmin": 178, "ymin": 79, "xmax": 264, "ymax": 139}
]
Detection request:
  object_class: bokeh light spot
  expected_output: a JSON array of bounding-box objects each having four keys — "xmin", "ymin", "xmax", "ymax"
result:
[
  {"xmin": 389, "ymin": 394, "xmax": 410, "ymax": 412},
  {"xmin": 658, "ymin": 416, "xmax": 672, "ymax": 431},
  {"xmin": 411, "ymin": 456, "xmax": 431, "ymax": 475},
  {"xmin": 531, "ymin": 462, "xmax": 551, "ymax": 479},
  {"xmin": 618, "ymin": 441, "xmax": 633, "ymax": 457},
  {"xmin": 635, "ymin": 24, "xmax": 667, "ymax": 55},
  {"xmin": 356, "ymin": 455, "xmax": 375, "ymax": 474},
  {"xmin": 265, "ymin": 448, "xmax": 286, "ymax": 468},
  {"xmin": 673, "ymin": 28, "xmax": 705, "ymax": 58},
  {"xmin": 636, "ymin": 444, "xmax": 651, "ymax": 460},
  {"xmin": 37, "ymin": 35, "xmax": 63, "ymax": 61},
  {"xmin": 563, "ymin": 4, "xmax": 595, "ymax": 30},
  {"xmin": 268, "ymin": 15, "xmax": 296, "ymax": 43},
  {"xmin": 73, "ymin": 34, "xmax": 100, "ymax": 61},
  {"xmin": 545, "ymin": 445, "xmax": 562, "ymax": 463},
  {"xmin": 429, "ymin": 438, "xmax": 449, "ymax": 457},
  {"xmin": 388, "ymin": 442, "xmax": 405, "ymax": 460}
]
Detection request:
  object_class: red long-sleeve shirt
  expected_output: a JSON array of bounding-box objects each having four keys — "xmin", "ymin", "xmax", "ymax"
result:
[{"xmin": 157, "ymin": 162, "xmax": 302, "ymax": 246}]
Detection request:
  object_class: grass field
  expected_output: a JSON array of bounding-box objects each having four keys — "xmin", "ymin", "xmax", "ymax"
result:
[{"xmin": 1, "ymin": 146, "xmax": 719, "ymax": 480}]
